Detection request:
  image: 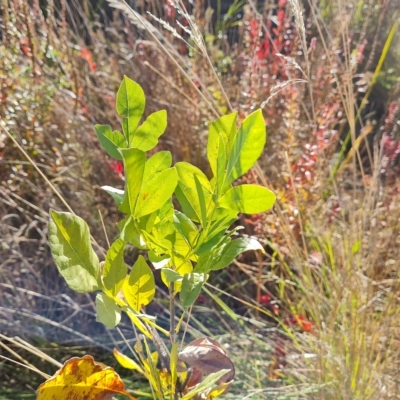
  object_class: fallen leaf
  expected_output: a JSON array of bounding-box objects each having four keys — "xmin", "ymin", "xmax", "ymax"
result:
[
  {"xmin": 37, "ymin": 355, "xmax": 136, "ymax": 400},
  {"xmin": 179, "ymin": 337, "xmax": 235, "ymax": 398}
]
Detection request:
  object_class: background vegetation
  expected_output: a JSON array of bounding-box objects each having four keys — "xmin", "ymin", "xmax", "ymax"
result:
[{"xmin": 0, "ymin": 0, "xmax": 400, "ymax": 398}]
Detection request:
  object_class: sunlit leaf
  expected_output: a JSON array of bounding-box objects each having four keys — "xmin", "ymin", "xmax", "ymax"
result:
[
  {"xmin": 49, "ymin": 210, "xmax": 100, "ymax": 293},
  {"xmin": 142, "ymin": 151, "xmax": 172, "ymax": 184},
  {"xmin": 113, "ymin": 348, "xmax": 144, "ymax": 374},
  {"xmin": 119, "ymin": 148, "xmax": 146, "ymax": 215},
  {"xmin": 95, "ymin": 293, "xmax": 121, "ymax": 329},
  {"xmin": 207, "ymin": 113, "xmax": 237, "ymax": 198},
  {"xmin": 123, "ymin": 255, "xmax": 155, "ymax": 312},
  {"xmin": 175, "ymin": 162, "xmax": 214, "ymax": 223},
  {"xmin": 224, "ymin": 109, "xmax": 266, "ymax": 188},
  {"xmin": 103, "ymin": 238, "xmax": 127, "ymax": 296},
  {"xmin": 101, "ymin": 186, "xmax": 124, "ymax": 207},
  {"xmin": 194, "ymin": 174, "xmax": 207, "ymax": 227},
  {"xmin": 116, "ymin": 76, "xmax": 145, "ymax": 145},
  {"xmin": 118, "ymin": 216, "xmax": 147, "ymax": 249},
  {"xmin": 211, "ymin": 237, "xmax": 264, "ymax": 271},
  {"xmin": 207, "ymin": 112, "xmax": 237, "ymax": 176},
  {"xmin": 148, "ymin": 251, "xmax": 171, "ymax": 270},
  {"xmin": 173, "ymin": 211, "xmax": 198, "ymax": 248},
  {"xmin": 161, "ymin": 268, "xmax": 183, "ymax": 282},
  {"xmin": 135, "ymin": 168, "xmax": 178, "ymax": 218},
  {"xmin": 132, "ymin": 110, "xmax": 167, "ymax": 151},
  {"xmin": 37, "ymin": 355, "xmax": 136, "ymax": 400},
  {"xmin": 219, "ymin": 184, "xmax": 276, "ymax": 214},
  {"xmin": 95, "ymin": 125, "xmax": 126, "ymax": 160}
]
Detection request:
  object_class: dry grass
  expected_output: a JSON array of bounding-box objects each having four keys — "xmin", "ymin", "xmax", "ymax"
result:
[{"xmin": 1, "ymin": 0, "xmax": 400, "ymax": 398}]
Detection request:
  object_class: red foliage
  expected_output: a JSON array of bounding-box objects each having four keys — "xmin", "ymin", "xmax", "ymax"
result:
[{"xmin": 78, "ymin": 48, "xmax": 97, "ymax": 72}]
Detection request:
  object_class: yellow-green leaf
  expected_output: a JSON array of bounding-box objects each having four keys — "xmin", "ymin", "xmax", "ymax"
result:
[
  {"xmin": 218, "ymin": 184, "xmax": 275, "ymax": 214},
  {"xmin": 119, "ymin": 148, "xmax": 146, "ymax": 215},
  {"xmin": 224, "ymin": 109, "xmax": 266, "ymax": 188},
  {"xmin": 135, "ymin": 168, "xmax": 178, "ymax": 218},
  {"xmin": 48, "ymin": 210, "xmax": 100, "ymax": 293},
  {"xmin": 175, "ymin": 162, "xmax": 214, "ymax": 223},
  {"xmin": 103, "ymin": 238, "xmax": 127, "ymax": 297},
  {"xmin": 117, "ymin": 76, "xmax": 145, "ymax": 145},
  {"xmin": 123, "ymin": 255, "xmax": 155, "ymax": 312},
  {"xmin": 95, "ymin": 125, "xmax": 126, "ymax": 160},
  {"xmin": 95, "ymin": 293, "xmax": 121, "ymax": 329},
  {"xmin": 132, "ymin": 110, "xmax": 167, "ymax": 152}
]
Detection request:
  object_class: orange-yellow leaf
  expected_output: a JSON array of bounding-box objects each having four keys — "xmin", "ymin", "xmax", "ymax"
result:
[{"xmin": 37, "ymin": 355, "xmax": 136, "ymax": 400}]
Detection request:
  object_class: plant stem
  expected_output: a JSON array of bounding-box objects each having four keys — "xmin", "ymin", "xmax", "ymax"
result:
[
  {"xmin": 169, "ymin": 283, "xmax": 176, "ymax": 345},
  {"xmin": 169, "ymin": 283, "xmax": 179, "ymax": 399}
]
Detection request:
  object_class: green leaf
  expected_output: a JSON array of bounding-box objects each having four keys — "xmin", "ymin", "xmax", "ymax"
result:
[
  {"xmin": 161, "ymin": 254, "xmax": 192, "ymax": 292},
  {"xmin": 116, "ymin": 76, "xmax": 145, "ymax": 145},
  {"xmin": 118, "ymin": 148, "xmax": 146, "ymax": 215},
  {"xmin": 132, "ymin": 110, "xmax": 167, "ymax": 151},
  {"xmin": 95, "ymin": 125, "xmax": 126, "ymax": 160},
  {"xmin": 135, "ymin": 167, "xmax": 178, "ymax": 218},
  {"xmin": 118, "ymin": 216, "xmax": 147, "ymax": 249},
  {"xmin": 175, "ymin": 162, "xmax": 214, "ymax": 223},
  {"xmin": 204, "ymin": 208, "xmax": 237, "ymax": 242},
  {"xmin": 173, "ymin": 211, "xmax": 198, "ymax": 248},
  {"xmin": 95, "ymin": 292, "xmax": 121, "ymax": 328},
  {"xmin": 161, "ymin": 268, "xmax": 183, "ymax": 282},
  {"xmin": 207, "ymin": 113, "xmax": 237, "ymax": 197},
  {"xmin": 101, "ymin": 186, "xmax": 124, "ymax": 207},
  {"xmin": 219, "ymin": 184, "xmax": 276, "ymax": 214},
  {"xmin": 103, "ymin": 238, "xmax": 127, "ymax": 297},
  {"xmin": 123, "ymin": 255, "xmax": 155, "ymax": 312},
  {"xmin": 143, "ymin": 151, "xmax": 172, "ymax": 184},
  {"xmin": 181, "ymin": 369, "xmax": 230, "ymax": 400},
  {"xmin": 180, "ymin": 273, "xmax": 207, "ymax": 310},
  {"xmin": 224, "ymin": 109, "xmax": 266, "ymax": 188},
  {"xmin": 207, "ymin": 112, "xmax": 237, "ymax": 176},
  {"xmin": 195, "ymin": 231, "xmax": 225, "ymax": 256},
  {"xmin": 211, "ymin": 237, "xmax": 264, "ymax": 271},
  {"xmin": 194, "ymin": 174, "xmax": 207, "ymax": 227},
  {"xmin": 49, "ymin": 210, "xmax": 100, "ymax": 293},
  {"xmin": 148, "ymin": 251, "xmax": 171, "ymax": 270}
]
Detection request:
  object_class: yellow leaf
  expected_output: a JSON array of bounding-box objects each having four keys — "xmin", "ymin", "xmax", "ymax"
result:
[
  {"xmin": 37, "ymin": 355, "xmax": 136, "ymax": 400},
  {"xmin": 113, "ymin": 348, "xmax": 144, "ymax": 375}
]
